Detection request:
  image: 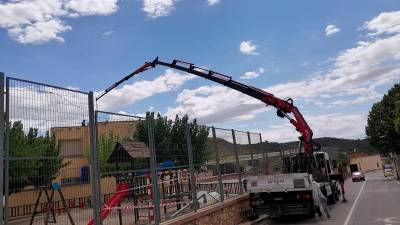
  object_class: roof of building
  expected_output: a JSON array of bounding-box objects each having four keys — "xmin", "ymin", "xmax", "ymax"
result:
[{"xmin": 107, "ymin": 142, "xmax": 150, "ymax": 163}]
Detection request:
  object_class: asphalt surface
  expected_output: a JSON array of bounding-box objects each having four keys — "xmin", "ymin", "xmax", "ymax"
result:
[{"xmin": 262, "ymin": 170, "xmax": 400, "ymax": 225}]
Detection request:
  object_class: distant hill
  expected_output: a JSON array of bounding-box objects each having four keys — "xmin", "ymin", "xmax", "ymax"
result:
[
  {"xmin": 206, "ymin": 137, "xmax": 377, "ymax": 159},
  {"xmin": 269, "ymin": 137, "xmax": 378, "ymax": 157}
]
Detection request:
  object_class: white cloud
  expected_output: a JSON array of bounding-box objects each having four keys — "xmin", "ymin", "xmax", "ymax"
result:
[
  {"xmin": 165, "ymin": 11, "xmax": 400, "ymax": 140},
  {"xmin": 165, "ymin": 85, "xmax": 266, "ymax": 124},
  {"xmin": 325, "ymin": 24, "xmax": 340, "ymax": 36},
  {"xmin": 102, "ymin": 30, "xmax": 114, "ymax": 36},
  {"xmin": 65, "ymin": 0, "xmax": 118, "ymax": 16},
  {"xmin": 96, "ymin": 69, "xmax": 195, "ymax": 111},
  {"xmin": 261, "ymin": 113, "xmax": 367, "ymax": 142},
  {"xmin": 8, "ymin": 19, "xmax": 71, "ymax": 44},
  {"xmin": 142, "ymin": 0, "xmax": 176, "ymax": 19},
  {"xmin": 327, "ymin": 87, "xmax": 382, "ymax": 107},
  {"xmin": 207, "ymin": 0, "xmax": 221, "ymax": 6},
  {"xmin": 239, "ymin": 41, "xmax": 259, "ymax": 55},
  {"xmin": 364, "ymin": 11, "xmax": 400, "ymax": 35},
  {"xmin": 0, "ymin": 0, "xmax": 118, "ymax": 44},
  {"xmin": 108, "ymin": 111, "xmax": 145, "ymax": 120},
  {"xmin": 240, "ymin": 67, "xmax": 265, "ymax": 80},
  {"xmin": 266, "ymin": 11, "xmax": 400, "ymax": 102}
]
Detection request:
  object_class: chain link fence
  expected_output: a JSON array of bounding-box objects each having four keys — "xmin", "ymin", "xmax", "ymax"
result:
[{"xmin": 0, "ymin": 73, "xmax": 276, "ymax": 225}]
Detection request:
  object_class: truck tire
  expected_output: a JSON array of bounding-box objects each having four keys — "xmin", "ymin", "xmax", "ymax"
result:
[
  {"xmin": 248, "ymin": 213, "xmax": 260, "ymax": 221},
  {"xmin": 331, "ymin": 184, "xmax": 340, "ymax": 202},
  {"xmin": 328, "ymin": 184, "xmax": 338, "ymax": 205},
  {"xmin": 308, "ymin": 205, "xmax": 316, "ymax": 218},
  {"xmin": 334, "ymin": 190, "xmax": 340, "ymax": 202},
  {"xmin": 327, "ymin": 194, "xmax": 336, "ymax": 205}
]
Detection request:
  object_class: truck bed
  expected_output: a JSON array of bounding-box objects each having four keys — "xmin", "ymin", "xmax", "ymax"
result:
[
  {"xmin": 246, "ymin": 173, "xmax": 318, "ymax": 217},
  {"xmin": 245, "ymin": 173, "xmax": 312, "ymax": 192}
]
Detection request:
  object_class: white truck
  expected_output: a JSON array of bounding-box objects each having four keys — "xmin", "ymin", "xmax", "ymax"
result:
[{"xmin": 245, "ymin": 152, "xmax": 341, "ymax": 218}]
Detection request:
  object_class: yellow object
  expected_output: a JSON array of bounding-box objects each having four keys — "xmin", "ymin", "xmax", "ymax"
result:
[{"xmin": 384, "ymin": 170, "xmax": 394, "ymax": 177}]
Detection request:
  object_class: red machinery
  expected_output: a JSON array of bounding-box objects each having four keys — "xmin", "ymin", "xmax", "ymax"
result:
[{"xmin": 97, "ymin": 57, "xmax": 320, "ymax": 153}]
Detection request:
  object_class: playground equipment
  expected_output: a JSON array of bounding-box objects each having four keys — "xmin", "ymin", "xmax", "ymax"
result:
[
  {"xmin": 87, "ymin": 183, "xmax": 129, "ymax": 225},
  {"xmin": 87, "ymin": 169, "xmax": 192, "ymax": 224},
  {"xmin": 30, "ymin": 183, "xmax": 75, "ymax": 225},
  {"xmin": 87, "ymin": 142, "xmax": 193, "ymax": 224}
]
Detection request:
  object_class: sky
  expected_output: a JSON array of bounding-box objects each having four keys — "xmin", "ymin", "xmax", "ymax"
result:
[{"xmin": 0, "ymin": 0, "xmax": 399, "ymax": 142}]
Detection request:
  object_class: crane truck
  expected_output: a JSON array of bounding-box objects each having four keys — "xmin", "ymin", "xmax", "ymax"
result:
[
  {"xmin": 97, "ymin": 57, "xmax": 343, "ymax": 219},
  {"xmin": 246, "ymin": 151, "xmax": 341, "ymax": 218}
]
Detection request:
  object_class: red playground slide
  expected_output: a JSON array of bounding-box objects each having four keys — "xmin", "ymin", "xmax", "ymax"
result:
[{"xmin": 87, "ymin": 183, "xmax": 130, "ymax": 225}]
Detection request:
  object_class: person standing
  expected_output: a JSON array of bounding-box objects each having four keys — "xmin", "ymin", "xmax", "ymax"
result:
[
  {"xmin": 311, "ymin": 181, "xmax": 331, "ymax": 218},
  {"xmin": 338, "ymin": 163, "xmax": 347, "ymax": 202}
]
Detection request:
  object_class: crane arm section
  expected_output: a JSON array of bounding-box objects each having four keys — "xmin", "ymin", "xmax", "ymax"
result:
[{"xmin": 97, "ymin": 57, "xmax": 320, "ymax": 153}]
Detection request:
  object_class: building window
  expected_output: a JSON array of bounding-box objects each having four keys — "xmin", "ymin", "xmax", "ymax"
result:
[{"xmin": 59, "ymin": 139, "xmax": 83, "ymax": 157}]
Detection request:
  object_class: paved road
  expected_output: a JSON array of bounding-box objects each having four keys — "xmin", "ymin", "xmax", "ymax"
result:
[{"xmin": 263, "ymin": 170, "xmax": 400, "ymax": 225}]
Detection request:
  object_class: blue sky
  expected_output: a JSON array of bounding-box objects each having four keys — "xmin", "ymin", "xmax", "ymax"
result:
[{"xmin": 1, "ymin": 0, "xmax": 399, "ymax": 142}]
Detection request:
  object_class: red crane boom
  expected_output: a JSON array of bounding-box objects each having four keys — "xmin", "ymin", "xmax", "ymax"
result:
[{"xmin": 97, "ymin": 57, "xmax": 320, "ymax": 153}]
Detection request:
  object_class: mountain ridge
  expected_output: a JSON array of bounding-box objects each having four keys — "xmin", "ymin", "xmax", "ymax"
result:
[{"xmin": 207, "ymin": 136, "xmax": 377, "ymax": 159}]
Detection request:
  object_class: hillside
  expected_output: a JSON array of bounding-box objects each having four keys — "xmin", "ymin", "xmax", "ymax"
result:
[
  {"xmin": 207, "ymin": 137, "xmax": 377, "ymax": 159},
  {"xmin": 274, "ymin": 137, "xmax": 378, "ymax": 157}
]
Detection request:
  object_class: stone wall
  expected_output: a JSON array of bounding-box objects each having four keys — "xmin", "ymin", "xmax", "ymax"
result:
[{"xmin": 161, "ymin": 195, "xmax": 250, "ymax": 225}]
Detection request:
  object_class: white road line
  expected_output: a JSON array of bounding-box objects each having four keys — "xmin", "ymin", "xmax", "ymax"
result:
[
  {"xmin": 394, "ymin": 180, "xmax": 400, "ymax": 185},
  {"xmin": 343, "ymin": 181, "xmax": 366, "ymax": 225}
]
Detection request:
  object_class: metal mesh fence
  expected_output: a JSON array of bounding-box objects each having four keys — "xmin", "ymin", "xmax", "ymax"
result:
[
  {"xmin": 5, "ymin": 77, "xmax": 93, "ymax": 225},
  {"xmin": 249, "ymin": 132, "xmax": 264, "ymax": 175},
  {"xmin": 233, "ymin": 130, "xmax": 252, "ymax": 178},
  {"xmin": 94, "ymin": 112, "xmax": 203, "ymax": 224},
  {"xmin": 94, "ymin": 111, "xmax": 149, "ymax": 225},
  {"xmin": 212, "ymin": 128, "xmax": 243, "ymax": 200},
  {"xmin": 1, "ymin": 74, "xmax": 267, "ymax": 225}
]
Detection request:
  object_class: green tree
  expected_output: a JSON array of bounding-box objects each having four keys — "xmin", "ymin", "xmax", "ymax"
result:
[
  {"xmin": 133, "ymin": 113, "xmax": 209, "ymax": 166},
  {"xmin": 337, "ymin": 152, "xmax": 349, "ymax": 169},
  {"xmin": 395, "ymin": 100, "xmax": 400, "ymax": 135},
  {"xmin": 9, "ymin": 121, "xmax": 65, "ymax": 193},
  {"xmin": 366, "ymin": 83, "xmax": 400, "ymax": 155},
  {"xmin": 98, "ymin": 131, "xmax": 119, "ymax": 173}
]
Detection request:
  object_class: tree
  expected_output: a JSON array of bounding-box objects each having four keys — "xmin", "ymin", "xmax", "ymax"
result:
[
  {"xmin": 337, "ymin": 152, "xmax": 350, "ymax": 174},
  {"xmin": 395, "ymin": 100, "xmax": 400, "ymax": 135},
  {"xmin": 133, "ymin": 113, "xmax": 210, "ymax": 166},
  {"xmin": 97, "ymin": 131, "xmax": 119, "ymax": 173},
  {"xmin": 366, "ymin": 83, "xmax": 400, "ymax": 155},
  {"xmin": 9, "ymin": 121, "xmax": 65, "ymax": 193}
]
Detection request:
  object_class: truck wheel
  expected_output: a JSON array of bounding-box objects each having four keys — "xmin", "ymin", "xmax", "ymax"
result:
[
  {"xmin": 327, "ymin": 194, "xmax": 336, "ymax": 205},
  {"xmin": 248, "ymin": 213, "xmax": 260, "ymax": 221},
  {"xmin": 308, "ymin": 205, "xmax": 316, "ymax": 218},
  {"xmin": 334, "ymin": 190, "xmax": 340, "ymax": 202},
  {"xmin": 333, "ymin": 185, "xmax": 340, "ymax": 202}
]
